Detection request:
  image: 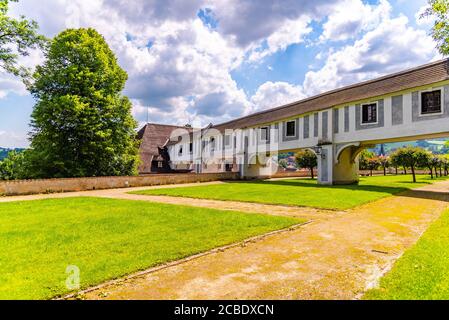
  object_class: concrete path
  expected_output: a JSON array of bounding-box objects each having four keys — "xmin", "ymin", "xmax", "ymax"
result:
[{"xmin": 76, "ymin": 181, "xmax": 449, "ymax": 300}]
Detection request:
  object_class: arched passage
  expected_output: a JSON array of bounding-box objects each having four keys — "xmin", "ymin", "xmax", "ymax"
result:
[{"xmin": 333, "ymin": 143, "xmax": 364, "ymax": 184}]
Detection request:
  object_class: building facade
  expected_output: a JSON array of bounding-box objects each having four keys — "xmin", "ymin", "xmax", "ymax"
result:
[{"xmin": 165, "ymin": 59, "xmax": 449, "ymax": 184}]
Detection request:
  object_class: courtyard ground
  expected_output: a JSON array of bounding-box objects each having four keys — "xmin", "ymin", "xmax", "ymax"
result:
[
  {"xmin": 81, "ymin": 181, "xmax": 449, "ymax": 299},
  {"xmin": 365, "ymin": 206, "xmax": 449, "ymax": 299},
  {"xmin": 1, "ymin": 175, "xmax": 449, "ymax": 300}
]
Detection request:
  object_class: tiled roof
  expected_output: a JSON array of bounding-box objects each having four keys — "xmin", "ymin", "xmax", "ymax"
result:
[
  {"xmin": 137, "ymin": 123, "xmax": 192, "ymax": 173},
  {"xmin": 214, "ymin": 58, "xmax": 449, "ymax": 130}
]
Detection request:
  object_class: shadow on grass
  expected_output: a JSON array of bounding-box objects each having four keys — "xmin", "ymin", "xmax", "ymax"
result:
[
  {"xmin": 225, "ymin": 176, "xmax": 449, "ymax": 202},
  {"xmin": 229, "ymin": 179, "xmax": 407, "ymax": 195}
]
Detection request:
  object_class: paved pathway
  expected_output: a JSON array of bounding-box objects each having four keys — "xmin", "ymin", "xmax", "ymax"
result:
[{"xmin": 76, "ymin": 181, "xmax": 449, "ymax": 300}]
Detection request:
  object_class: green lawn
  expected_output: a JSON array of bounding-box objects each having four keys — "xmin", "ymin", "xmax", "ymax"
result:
[
  {"xmin": 364, "ymin": 208, "xmax": 449, "ymax": 300},
  {"xmin": 0, "ymin": 197, "xmax": 301, "ymax": 300},
  {"xmin": 132, "ymin": 175, "xmax": 447, "ymax": 210}
]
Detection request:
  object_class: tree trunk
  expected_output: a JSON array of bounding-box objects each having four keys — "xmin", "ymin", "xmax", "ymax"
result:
[
  {"xmin": 395, "ymin": 166, "xmax": 398, "ymax": 175},
  {"xmin": 429, "ymin": 167, "xmax": 433, "ymax": 179},
  {"xmin": 411, "ymin": 166, "xmax": 416, "ymax": 183},
  {"xmin": 440, "ymin": 167, "xmax": 442, "ymax": 177},
  {"xmin": 383, "ymin": 166, "xmax": 386, "ymax": 176},
  {"xmin": 310, "ymin": 167, "xmax": 314, "ymax": 179},
  {"xmin": 403, "ymin": 166, "xmax": 407, "ymax": 175},
  {"xmin": 370, "ymin": 169, "xmax": 373, "ymax": 176}
]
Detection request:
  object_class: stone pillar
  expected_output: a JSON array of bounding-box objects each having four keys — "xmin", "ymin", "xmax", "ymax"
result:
[{"xmin": 317, "ymin": 144, "xmax": 334, "ymax": 185}]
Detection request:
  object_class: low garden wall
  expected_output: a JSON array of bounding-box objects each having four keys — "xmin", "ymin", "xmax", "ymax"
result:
[
  {"xmin": 271, "ymin": 170, "xmax": 317, "ymax": 178},
  {"xmin": 0, "ymin": 172, "xmax": 240, "ymax": 196}
]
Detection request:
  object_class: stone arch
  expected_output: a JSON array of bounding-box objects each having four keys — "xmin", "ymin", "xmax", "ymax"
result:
[{"xmin": 335, "ymin": 143, "xmax": 360, "ymax": 164}]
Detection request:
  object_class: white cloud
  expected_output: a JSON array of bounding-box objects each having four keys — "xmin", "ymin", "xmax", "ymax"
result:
[
  {"xmin": 0, "ymin": 131, "xmax": 28, "ymax": 148},
  {"xmin": 248, "ymin": 18, "xmax": 312, "ymax": 62},
  {"xmin": 1, "ymin": 0, "xmax": 442, "ymax": 134},
  {"xmin": 251, "ymin": 81, "xmax": 305, "ymax": 111},
  {"xmin": 320, "ymin": 0, "xmax": 392, "ymax": 42},
  {"xmin": 304, "ymin": 14, "xmax": 440, "ymax": 96}
]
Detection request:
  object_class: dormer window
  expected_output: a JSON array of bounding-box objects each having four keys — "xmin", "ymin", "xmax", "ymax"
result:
[
  {"xmin": 362, "ymin": 103, "xmax": 377, "ymax": 124},
  {"xmin": 421, "ymin": 90, "xmax": 442, "ymax": 115}
]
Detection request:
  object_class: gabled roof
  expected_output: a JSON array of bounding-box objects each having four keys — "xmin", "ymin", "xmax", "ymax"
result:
[
  {"xmin": 137, "ymin": 123, "xmax": 192, "ymax": 173},
  {"xmin": 138, "ymin": 123, "xmax": 192, "ymax": 155},
  {"xmin": 214, "ymin": 58, "xmax": 449, "ymax": 130}
]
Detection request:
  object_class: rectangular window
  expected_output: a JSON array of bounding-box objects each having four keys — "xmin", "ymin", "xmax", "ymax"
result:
[
  {"xmin": 260, "ymin": 127, "xmax": 268, "ymax": 141},
  {"xmin": 189, "ymin": 142, "xmax": 193, "ymax": 153},
  {"xmin": 157, "ymin": 161, "xmax": 163, "ymax": 168},
  {"xmin": 362, "ymin": 103, "xmax": 377, "ymax": 124},
  {"xmin": 178, "ymin": 146, "xmax": 183, "ymax": 156},
  {"xmin": 421, "ymin": 90, "xmax": 442, "ymax": 115},
  {"xmin": 286, "ymin": 121, "xmax": 296, "ymax": 137},
  {"xmin": 224, "ymin": 135, "xmax": 231, "ymax": 146},
  {"xmin": 210, "ymin": 137, "xmax": 216, "ymax": 151}
]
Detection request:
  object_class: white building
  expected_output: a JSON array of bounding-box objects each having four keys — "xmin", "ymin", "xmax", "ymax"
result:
[{"xmin": 166, "ymin": 59, "xmax": 449, "ymax": 185}]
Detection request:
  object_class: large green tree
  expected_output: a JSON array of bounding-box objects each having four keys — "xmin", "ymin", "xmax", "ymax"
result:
[
  {"xmin": 422, "ymin": 0, "xmax": 449, "ymax": 55},
  {"xmin": 27, "ymin": 28, "xmax": 139, "ymax": 178},
  {"xmin": 0, "ymin": 0, "xmax": 47, "ymax": 79}
]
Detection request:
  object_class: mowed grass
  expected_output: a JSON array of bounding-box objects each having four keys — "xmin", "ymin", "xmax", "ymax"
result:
[
  {"xmin": 132, "ymin": 175, "xmax": 448, "ymax": 210},
  {"xmin": 0, "ymin": 197, "xmax": 301, "ymax": 300},
  {"xmin": 365, "ymin": 208, "xmax": 449, "ymax": 300}
]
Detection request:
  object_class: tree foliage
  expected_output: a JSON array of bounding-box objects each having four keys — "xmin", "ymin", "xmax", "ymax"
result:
[
  {"xmin": 0, "ymin": 0, "xmax": 48, "ymax": 80},
  {"xmin": 359, "ymin": 149, "xmax": 375, "ymax": 170},
  {"xmin": 278, "ymin": 158, "xmax": 288, "ymax": 169},
  {"xmin": 390, "ymin": 147, "xmax": 430, "ymax": 183},
  {"xmin": 295, "ymin": 149, "xmax": 317, "ymax": 179},
  {"xmin": 27, "ymin": 28, "xmax": 139, "ymax": 178},
  {"xmin": 0, "ymin": 150, "xmax": 25, "ymax": 180},
  {"xmin": 422, "ymin": 0, "xmax": 449, "ymax": 55},
  {"xmin": 379, "ymin": 155, "xmax": 390, "ymax": 176}
]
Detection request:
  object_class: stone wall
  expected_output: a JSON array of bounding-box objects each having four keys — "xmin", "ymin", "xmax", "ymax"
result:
[{"xmin": 0, "ymin": 172, "xmax": 239, "ymax": 196}]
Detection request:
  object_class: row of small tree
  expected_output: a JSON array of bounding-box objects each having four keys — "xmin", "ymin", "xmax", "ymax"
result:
[{"xmin": 360, "ymin": 146, "xmax": 449, "ymax": 182}]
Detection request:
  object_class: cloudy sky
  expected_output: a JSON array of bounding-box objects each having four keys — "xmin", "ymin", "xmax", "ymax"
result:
[{"xmin": 0, "ymin": 0, "xmax": 441, "ymax": 148}]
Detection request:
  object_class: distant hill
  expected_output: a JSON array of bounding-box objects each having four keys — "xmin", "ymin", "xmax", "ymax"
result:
[
  {"xmin": 371, "ymin": 138, "xmax": 449, "ymax": 155},
  {"xmin": 0, "ymin": 148, "xmax": 25, "ymax": 161}
]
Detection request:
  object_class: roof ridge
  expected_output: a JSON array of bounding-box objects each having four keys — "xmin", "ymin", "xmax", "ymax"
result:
[{"xmin": 214, "ymin": 58, "xmax": 449, "ymax": 128}]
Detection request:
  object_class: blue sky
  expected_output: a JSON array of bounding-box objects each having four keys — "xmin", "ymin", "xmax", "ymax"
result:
[{"xmin": 0, "ymin": 0, "xmax": 440, "ymax": 148}]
